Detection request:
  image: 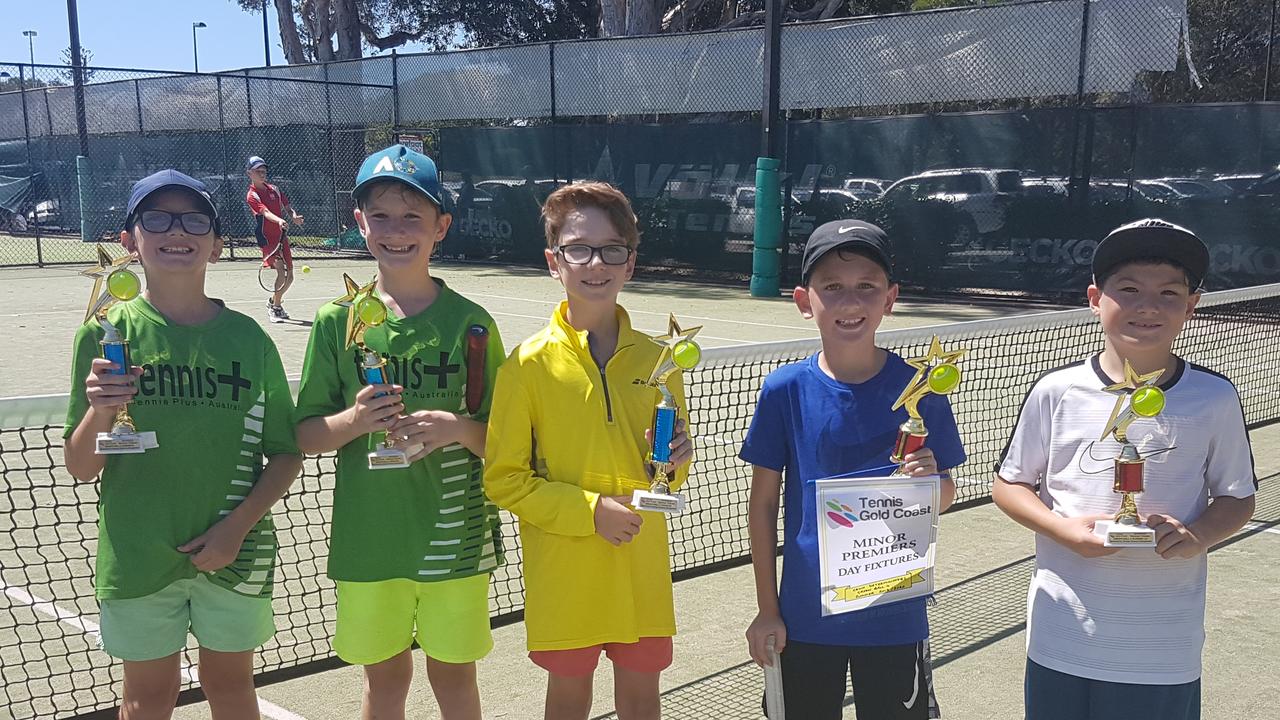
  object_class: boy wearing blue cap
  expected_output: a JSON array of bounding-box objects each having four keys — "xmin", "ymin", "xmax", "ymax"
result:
[
  {"xmin": 64, "ymin": 170, "xmax": 302, "ymax": 716},
  {"xmin": 295, "ymin": 145, "xmax": 505, "ymax": 720}
]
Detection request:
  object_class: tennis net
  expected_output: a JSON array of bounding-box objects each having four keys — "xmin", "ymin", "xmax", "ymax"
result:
[{"xmin": 2, "ymin": 282, "xmax": 1277, "ymax": 719}]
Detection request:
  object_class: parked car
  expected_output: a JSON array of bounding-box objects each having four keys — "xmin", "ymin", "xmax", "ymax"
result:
[
  {"xmin": 841, "ymin": 177, "xmax": 887, "ymax": 196},
  {"xmin": 881, "ymin": 168, "xmax": 1023, "ymax": 247}
]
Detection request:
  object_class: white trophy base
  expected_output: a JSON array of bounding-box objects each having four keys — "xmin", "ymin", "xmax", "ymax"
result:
[
  {"xmin": 1094, "ymin": 520, "xmax": 1157, "ymax": 548},
  {"xmin": 631, "ymin": 489, "xmax": 687, "ymax": 514},
  {"xmin": 368, "ymin": 447, "xmax": 410, "ymax": 470},
  {"xmin": 95, "ymin": 431, "xmax": 157, "ymax": 455}
]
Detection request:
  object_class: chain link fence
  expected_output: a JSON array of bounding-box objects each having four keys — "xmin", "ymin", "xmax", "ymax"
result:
[{"xmin": 1, "ymin": 0, "xmax": 1276, "ymax": 293}]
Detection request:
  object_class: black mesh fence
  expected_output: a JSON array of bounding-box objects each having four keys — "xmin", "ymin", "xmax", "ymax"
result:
[
  {"xmin": 0, "ymin": 0, "xmax": 1277, "ymax": 292},
  {"xmin": 0, "ymin": 63, "xmax": 393, "ymax": 266}
]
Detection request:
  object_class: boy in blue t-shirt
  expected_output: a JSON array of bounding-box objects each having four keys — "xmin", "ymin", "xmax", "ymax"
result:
[{"xmin": 740, "ymin": 220, "xmax": 965, "ymax": 719}]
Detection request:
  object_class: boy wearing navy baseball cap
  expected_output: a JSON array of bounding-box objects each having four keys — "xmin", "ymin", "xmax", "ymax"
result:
[
  {"xmin": 742, "ymin": 219, "xmax": 964, "ymax": 719},
  {"xmin": 995, "ymin": 218, "xmax": 1254, "ymax": 720},
  {"xmin": 64, "ymin": 170, "xmax": 302, "ymax": 716},
  {"xmin": 294, "ymin": 146, "xmax": 505, "ymax": 719}
]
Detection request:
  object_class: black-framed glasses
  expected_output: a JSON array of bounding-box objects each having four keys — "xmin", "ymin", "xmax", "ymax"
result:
[
  {"xmin": 555, "ymin": 244, "xmax": 633, "ymax": 266},
  {"xmin": 139, "ymin": 210, "xmax": 214, "ymax": 235}
]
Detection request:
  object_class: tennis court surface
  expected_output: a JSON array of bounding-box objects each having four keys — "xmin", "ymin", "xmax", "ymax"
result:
[{"xmin": 2, "ymin": 259, "xmax": 1276, "ymax": 719}]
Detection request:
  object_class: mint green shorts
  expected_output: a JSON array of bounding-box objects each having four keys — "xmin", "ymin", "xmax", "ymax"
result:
[
  {"xmin": 334, "ymin": 574, "xmax": 492, "ymax": 665},
  {"xmin": 98, "ymin": 575, "xmax": 274, "ymax": 662}
]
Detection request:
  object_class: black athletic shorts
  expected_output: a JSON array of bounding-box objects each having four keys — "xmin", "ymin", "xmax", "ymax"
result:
[{"xmin": 762, "ymin": 638, "xmax": 940, "ymax": 719}]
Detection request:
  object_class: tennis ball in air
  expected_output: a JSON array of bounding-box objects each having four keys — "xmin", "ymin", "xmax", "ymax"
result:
[
  {"xmin": 356, "ymin": 296, "xmax": 387, "ymax": 327},
  {"xmin": 927, "ymin": 363, "xmax": 961, "ymax": 395},
  {"xmin": 672, "ymin": 340, "xmax": 702, "ymax": 370},
  {"xmin": 1131, "ymin": 386, "xmax": 1165, "ymax": 417},
  {"xmin": 106, "ymin": 269, "xmax": 141, "ymax": 301},
  {"xmin": 301, "ymin": 265, "xmax": 311, "ymax": 274}
]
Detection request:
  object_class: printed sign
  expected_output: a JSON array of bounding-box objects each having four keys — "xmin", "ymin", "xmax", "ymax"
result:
[{"xmin": 815, "ymin": 475, "xmax": 939, "ymax": 615}]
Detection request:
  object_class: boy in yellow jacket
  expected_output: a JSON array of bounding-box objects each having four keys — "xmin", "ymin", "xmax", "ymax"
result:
[{"xmin": 484, "ymin": 182, "xmax": 693, "ymax": 719}]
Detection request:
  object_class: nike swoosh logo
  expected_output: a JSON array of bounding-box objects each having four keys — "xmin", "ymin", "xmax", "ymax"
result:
[{"xmin": 838, "ymin": 225, "xmax": 856, "ymax": 234}]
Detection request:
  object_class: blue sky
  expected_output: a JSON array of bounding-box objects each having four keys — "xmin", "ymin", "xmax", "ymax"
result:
[{"xmin": 2, "ymin": 1, "xmax": 435, "ymax": 73}]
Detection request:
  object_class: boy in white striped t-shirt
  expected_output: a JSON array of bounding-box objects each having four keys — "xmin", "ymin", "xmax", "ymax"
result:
[{"xmin": 993, "ymin": 219, "xmax": 1256, "ymax": 720}]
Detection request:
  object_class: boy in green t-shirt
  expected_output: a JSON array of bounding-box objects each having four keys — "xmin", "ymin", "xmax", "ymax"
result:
[
  {"xmin": 64, "ymin": 170, "xmax": 302, "ymax": 717},
  {"xmin": 295, "ymin": 145, "xmax": 505, "ymax": 720}
]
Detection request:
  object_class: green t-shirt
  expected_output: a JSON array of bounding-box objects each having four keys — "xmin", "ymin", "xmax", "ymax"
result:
[
  {"xmin": 296, "ymin": 278, "xmax": 505, "ymax": 583},
  {"xmin": 65, "ymin": 298, "xmax": 298, "ymax": 601}
]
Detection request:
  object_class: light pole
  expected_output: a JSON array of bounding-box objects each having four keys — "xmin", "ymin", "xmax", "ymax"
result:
[
  {"xmin": 22, "ymin": 30, "xmax": 37, "ymax": 68},
  {"xmin": 192, "ymin": 22, "xmax": 207, "ymax": 73},
  {"xmin": 262, "ymin": 0, "xmax": 271, "ymax": 66}
]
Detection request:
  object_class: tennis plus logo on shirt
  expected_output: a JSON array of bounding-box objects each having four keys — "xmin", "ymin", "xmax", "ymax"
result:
[
  {"xmin": 352, "ymin": 349, "xmax": 462, "ymax": 398},
  {"xmin": 135, "ymin": 359, "xmax": 254, "ymax": 408}
]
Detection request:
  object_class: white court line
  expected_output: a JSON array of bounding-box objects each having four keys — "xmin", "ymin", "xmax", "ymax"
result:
[
  {"xmin": 1240, "ymin": 521, "xmax": 1280, "ymax": 537},
  {"xmin": 0, "ymin": 580, "xmax": 309, "ymax": 720}
]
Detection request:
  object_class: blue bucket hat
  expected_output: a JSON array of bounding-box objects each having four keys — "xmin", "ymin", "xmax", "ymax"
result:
[{"xmin": 354, "ymin": 144, "xmax": 443, "ymax": 208}]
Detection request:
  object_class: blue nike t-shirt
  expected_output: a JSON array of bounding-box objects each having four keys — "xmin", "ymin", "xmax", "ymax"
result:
[{"xmin": 739, "ymin": 351, "xmax": 966, "ymax": 646}]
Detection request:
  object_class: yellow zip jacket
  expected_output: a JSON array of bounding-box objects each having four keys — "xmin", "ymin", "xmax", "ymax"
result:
[{"xmin": 484, "ymin": 302, "xmax": 689, "ymax": 651}]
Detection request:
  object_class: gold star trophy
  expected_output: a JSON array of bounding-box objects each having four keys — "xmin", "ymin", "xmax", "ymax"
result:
[
  {"xmin": 632, "ymin": 314, "xmax": 702, "ymax": 514},
  {"xmin": 889, "ymin": 337, "xmax": 965, "ymax": 474},
  {"xmin": 82, "ymin": 246, "xmax": 154, "ymax": 454},
  {"xmin": 1092, "ymin": 360, "xmax": 1165, "ymax": 547},
  {"xmin": 336, "ymin": 274, "xmax": 413, "ymax": 470}
]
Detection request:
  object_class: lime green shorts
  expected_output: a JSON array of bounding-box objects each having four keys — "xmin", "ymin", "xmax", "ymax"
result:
[
  {"xmin": 98, "ymin": 575, "xmax": 274, "ymax": 662},
  {"xmin": 334, "ymin": 574, "xmax": 493, "ymax": 665}
]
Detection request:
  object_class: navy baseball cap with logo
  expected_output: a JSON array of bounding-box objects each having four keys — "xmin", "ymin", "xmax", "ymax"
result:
[
  {"xmin": 1092, "ymin": 218, "xmax": 1209, "ymax": 291},
  {"xmin": 800, "ymin": 220, "xmax": 894, "ymax": 284},
  {"xmin": 123, "ymin": 169, "xmax": 219, "ymax": 231},
  {"xmin": 245, "ymin": 155, "xmax": 268, "ymax": 172},
  {"xmin": 353, "ymin": 144, "xmax": 443, "ymax": 208}
]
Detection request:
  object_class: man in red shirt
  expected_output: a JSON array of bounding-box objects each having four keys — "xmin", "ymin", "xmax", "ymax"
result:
[{"xmin": 246, "ymin": 156, "xmax": 304, "ymax": 322}]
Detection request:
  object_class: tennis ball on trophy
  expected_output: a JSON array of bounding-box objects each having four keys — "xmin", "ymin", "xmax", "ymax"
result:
[
  {"xmin": 106, "ymin": 269, "xmax": 141, "ymax": 301},
  {"xmin": 672, "ymin": 340, "xmax": 702, "ymax": 370},
  {"xmin": 927, "ymin": 363, "xmax": 961, "ymax": 395},
  {"xmin": 356, "ymin": 296, "xmax": 387, "ymax": 327},
  {"xmin": 1131, "ymin": 386, "xmax": 1165, "ymax": 417},
  {"xmin": 301, "ymin": 265, "xmax": 311, "ymax": 274}
]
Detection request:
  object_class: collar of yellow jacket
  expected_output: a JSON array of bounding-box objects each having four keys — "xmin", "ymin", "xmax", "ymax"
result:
[{"xmin": 549, "ymin": 300, "xmax": 642, "ymax": 357}]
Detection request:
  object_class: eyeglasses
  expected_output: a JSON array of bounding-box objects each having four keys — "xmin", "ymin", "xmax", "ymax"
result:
[
  {"xmin": 555, "ymin": 244, "xmax": 633, "ymax": 266},
  {"xmin": 138, "ymin": 210, "xmax": 214, "ymax": 235}
]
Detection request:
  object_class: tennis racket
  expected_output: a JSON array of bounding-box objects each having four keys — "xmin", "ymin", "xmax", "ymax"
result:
[{"xmin": 465, "ymin": 324, "xmax": 489, "ymax": 415}]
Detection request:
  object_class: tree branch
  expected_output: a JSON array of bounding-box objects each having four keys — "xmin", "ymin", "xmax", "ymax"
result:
[
  {"xmin": 719, "ymin": 0, "xmax": 847, "ymax": 29},
  {"xmin": 358, "ymin": 21, "xmax": 429, "ymax": 50},
  {"xmin": 661, "ymin": 0, "xmax": 720, "ymax": 31}
]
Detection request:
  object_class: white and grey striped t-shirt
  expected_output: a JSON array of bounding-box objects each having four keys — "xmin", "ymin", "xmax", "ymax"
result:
[{"xmin": 998, "ymin": 355, "xmax": 1256, "ymax": 685}]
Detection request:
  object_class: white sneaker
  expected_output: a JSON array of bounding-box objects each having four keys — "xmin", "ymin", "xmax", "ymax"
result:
[
  {"xmin": 276, "ymin": 305, "xmax": 291, "ymax": 321},
  {"xmin": 268, "ymin": 304, "xmax": 285, "ymax": 323}
]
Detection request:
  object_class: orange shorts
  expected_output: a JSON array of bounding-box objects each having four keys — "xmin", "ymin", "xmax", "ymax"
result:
[{"xmin": 529, "ymin": 637, "xmax": 672, "ymax": 677}]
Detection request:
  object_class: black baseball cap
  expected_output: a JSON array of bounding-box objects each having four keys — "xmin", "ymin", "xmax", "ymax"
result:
[
  {"xmin": 800, "ymin": 220, "xmax": 894, "ymax": 285},
  {"xmin": 123, "ymin": 170, "xmax": 219, "ymax": 231},
  {"xmin": 1093, "ymin": 218, "xmax": 1209, "ymax": 291}
]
